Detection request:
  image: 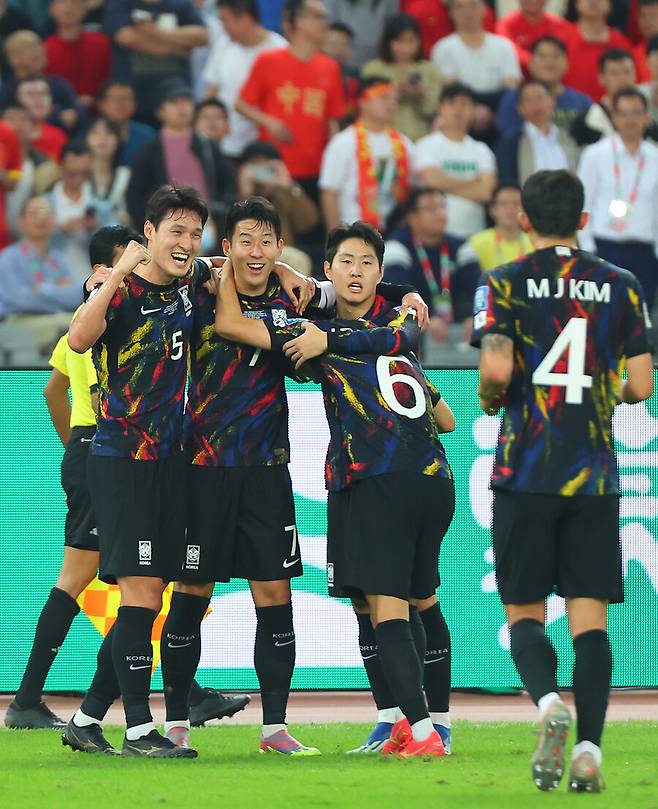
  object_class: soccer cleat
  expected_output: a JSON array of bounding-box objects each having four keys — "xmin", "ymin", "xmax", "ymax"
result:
[
  {"xmin": 259, "ymin": 729, "xmax": 321, "ymax": 756},
  {"xmin": 380, "ymin": 718, "xmax": 412, "ymax": 755},
  {"xmin": 189, "ymin": 689, "xmax": 251, "ymax": 727},
  {"xmin": 165, "ymin": 725, "xmax": 192, "ymax": 748},
  {"xmin": 5, "ymin": 700, "xmax": 66, "ymax": 730},
  {"xmin": 122, "ymin": 729, "xmax": 198, "ymax": 758},
  {"xmin": 531, "ymin": 698, "xmax": 572, "ymax": 791},
  {"xmin": 61, "ymin": 719, "xmax": 119, "ymax": 755},
  {"xmin": 433, "ymin": 724, "xmax": 451, "ymax": 755},
  {"xmin": 398, "ymin": 729, "xmax": 446, "ymax": 759},
  {"xmin": 568, "ymin": 751, "xmax": 605, "ymax": 793},
  {"xmin": 346, "ymin": 722, "xmax": 393, "ymax": 754}
]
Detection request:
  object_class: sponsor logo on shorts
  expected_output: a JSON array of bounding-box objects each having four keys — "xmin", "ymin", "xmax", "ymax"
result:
[
  {"xmin": 327, "ymin": 562, "xmax": 334, "ymax": 586},
  {"xmin": 138, "ymin": 540, "xmax": 152, "ymax": 565},
  {"xmin": 282, "ymin": 558, "xmax": 298, "ymax": 569},
  {"xmin": 185, "ymin": 544, "xmax": 200, "ymax": 569}
]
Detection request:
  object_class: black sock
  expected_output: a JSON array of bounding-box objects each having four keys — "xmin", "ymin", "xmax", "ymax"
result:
[
  {"xmin": 355, "ymin": 612, "xmax": 396, "ymax": 711},
  {"xmin": 509, "ymin": 618, "xmax": 559, "ymax": 704},
  {"xmin": 419, "ymin": 602, "xmax": 451, "ymax": 713},
  {"xmin": 409, "ymin": 607, "xmax": 427, "ymax": 669},
  {"xmin": 573, "ymin": 629, "xmax": 611, "ymax": 746},
  {"xmin": 111, "ymin": 606, "xmax": 156, "ymax": 730},
  {"xmin": 254, "ymin": 602, "xmax": 295, "ymax": 725},
  {"xmin": 161, "ymin": 591, "xmax": 210, "ymax": 722},
  {"xmin": 188, "ymin": 678, "xmax": 206, "ymax": 707},
  {"xmin": 15, "ymin": 587, "xmax": 80, "ymax": 709},
  {"xmin": 80, "ymin": 623, "xmax": 120, "ymax": 721},
  {"xmin": 375, "ymin": 619, "xmax": 428, "ymax": 726}
]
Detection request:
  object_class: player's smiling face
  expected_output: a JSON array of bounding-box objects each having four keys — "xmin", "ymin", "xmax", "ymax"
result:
[
  {"xmin": 144, "ymin": 209, "xmax": 203, "ymax": 280},
  {"xmin": 222, "ymin": 218, "xmax": 283, "ymax": 294},
  {"xmin": 325, "ymin": 237, "xmax": 384, "ymax": 310}
]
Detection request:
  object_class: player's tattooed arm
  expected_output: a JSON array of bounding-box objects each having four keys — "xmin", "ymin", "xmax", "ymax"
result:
[
  {"xmin": 478, "ymin": 332, "xmax": 514, "ymax": 415},
  {"xmin": 215, "ymin": 258, "xmax": 274, "ymax": 350}
]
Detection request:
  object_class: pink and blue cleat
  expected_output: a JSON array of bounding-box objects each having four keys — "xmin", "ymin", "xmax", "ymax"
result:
[{"xmin": 259, "ymin": 729, "xmax": 321, "ymax": 756}]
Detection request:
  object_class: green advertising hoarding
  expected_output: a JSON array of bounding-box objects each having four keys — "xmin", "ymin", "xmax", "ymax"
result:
[{"xmin": 1, "ymin": 369, "xmax": 658, "ymax": 693}]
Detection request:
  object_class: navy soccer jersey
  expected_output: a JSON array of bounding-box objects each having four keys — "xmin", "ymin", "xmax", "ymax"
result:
[
  {"xmin": 91, "ymin": 261, "xmax": 201, "ymax": 460},
  {"xmin": 471, "ymin": 246, "xmax": 651, "ymax": 495},
  {"xmin": 266, "ymin": 296, "xmax": 452, "ymax": 491}
]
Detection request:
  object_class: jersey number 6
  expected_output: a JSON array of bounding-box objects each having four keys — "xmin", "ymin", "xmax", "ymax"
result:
[
  {"xmin": 532, "ymin": 317, "xmax": 593, "ymax": 404},
  {"xmin": 376, "ymin": 355, "xmax": 426, "ymax": 419}
]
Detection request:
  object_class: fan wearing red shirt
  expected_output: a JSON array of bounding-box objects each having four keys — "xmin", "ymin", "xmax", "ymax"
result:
[
  {"xmin": 562, "ymin": 0, "xmax": 636, "ymax": 102},
  {"xmin": 0, "ymin": 120, "xmax": 22, "ymax": 247},
  {"xmin": 45, "ymin": 0, "xmax": 112, "ymax": 109},
  {"xmin": 400, "ymin": 0, "xmax": 495, "ymax": 58},
  {"xmin": 16, "ymin": 78, "xmax": 68, "ymax": 163},
  {"xmin": 630, "ymin": 0, "xmax": 658, "ymax": 82},
  {"xmin": 496, "ymin": 0, "xmax": 574, "ymax": 73},
  {"xmin": 236, "ymin": 0, "xmax": 344, "ymax": 191}
]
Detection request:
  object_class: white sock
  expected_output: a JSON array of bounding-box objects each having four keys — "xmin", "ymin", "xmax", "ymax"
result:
[
  {"xmin": 125, "ymin": 721, "xmax": 156, "ymax": 741},
  {"xmin": 411, "ymin": 717, "xmax": 434, "ymax": 742},
  {"xmin": 377, "ymin": 708, "xmax": 398, "ymax": 724},
  {"xmin": 430, "ymin": 711, "xmax": 450, "ymax": 728},
  {"xmin": 262, "ymin": 723, "xmax": 286, "ymax": 737},
  {"xmin": 394, "ymin": 707, "xmax": 404, "ymax": 722},
  {"xmin": 538, "ymin": 691, "xmax": 561, "ymax": 717},
  {"xmin": 572, "ymin": 740, "xmax": 602, "ymax": 766},
  {"xmin": 164, "ymin": 720, "xmax": 190, "ymax": 733},
  {"xmin": 73, "ymin": 709, "xmax": 101, "ymax": 728}
]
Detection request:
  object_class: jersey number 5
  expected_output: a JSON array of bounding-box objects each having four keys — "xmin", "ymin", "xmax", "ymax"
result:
[
  {"xmin": 376, "ymin": 355, "xmax": 426, "ymax": 419},
  {"xmin": 532, "ymin": 317, "xmax": 593, "ymax": 404},
  {"xmin": 171, "ymin": 330, "xmax": 183, "ymax": 361}
]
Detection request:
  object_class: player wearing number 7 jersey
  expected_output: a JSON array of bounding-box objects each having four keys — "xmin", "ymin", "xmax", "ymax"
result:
[{"xmin": 471, "ymin": 170, "xmax": 654, "ymax": 794}]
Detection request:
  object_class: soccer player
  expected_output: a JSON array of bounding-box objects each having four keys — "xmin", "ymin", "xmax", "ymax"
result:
[
  {"xmin": 471, "ymin": 169, "xmax": 653, "ymax": 792},
  {"xmin": 215, "ymin": 220, "xmax": 456, "ymax": 758}
]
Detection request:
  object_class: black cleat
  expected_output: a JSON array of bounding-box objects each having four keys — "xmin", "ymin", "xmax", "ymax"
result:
[
  {"xmin": 189, "ymin": 689, "xmax": 251, "ymax": 727},
  {"xmin": 5, "ymin": 700, "xmax": 67, "ymax": 730},
  {"xmin": 62, "ymin": 719, "xmax": 119, "ymax": 754},
  {"xmin": 122, "ymin": 729, "xmax": 198, "ymax": 758}
]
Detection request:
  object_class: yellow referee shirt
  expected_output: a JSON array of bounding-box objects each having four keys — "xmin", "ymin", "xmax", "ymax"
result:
[
  {"xmin": 468, "ymin": 228, "xmax": 534, "ymax": 273},
  {"xmin": 49, "ymin": 332, "xmax": 97, "ymax": 429}
]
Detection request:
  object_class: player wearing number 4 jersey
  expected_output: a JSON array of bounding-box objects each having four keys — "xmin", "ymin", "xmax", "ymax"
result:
[{"xmin": 472, "ymin": 170, "xmax": 653, "ymax": 793}]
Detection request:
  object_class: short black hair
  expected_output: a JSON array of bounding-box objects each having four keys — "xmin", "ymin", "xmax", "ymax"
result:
[
  {"xmin": 89, "ymin": 225, "xmax": 144, "ymax": 267},
  {"xmin": 491, "ymin": 182, "xmax": 521, "ymax": 202},
  {"xmin": 284, "ymin": 0, "xmax": 311, "ymax": 27},
  {"xmin": 217, "ymin": 0, "xmax": 261, "ymax": 21},
  {"xmin": 518, "ymin": 78, "xmax": 552, "ymax": 101},
  {"xmin": 87, "ymin": 116, "xmax": 121, "ymax": 140},
  {"xmin": 195, "ymin": 98, "xmax": 228, "ymax": 117},
  {"xmin": 440, "ymin": 82, "xmax": 476, "ymax": 104},
  {"xmin": 647, "ymin": 33, "xmax": 658, "ymax": 56},
  {"xmin": 521, "ymin": 170, "xmax": 584, "ymax": 238},
  {"xmin": 239, "ymin": 139, "xmax": 282, "ymax": 164},
  {"xmin": 530, "ymin": 35, "xmax": 567, "ymax": 55},
  {"xmin": 145, "ymin": 185, "xmax": 209, "ymax": 230},
  {"xmin": 61, "ymin": 140, "xmax": 90, "ymax": 161},
  {"xmin": 224, "ymin": 196, "xmax": 282, "ymax": 242},
  {"xmin": 378, "ymin": 13, "xmax": 422, "ymax": 62},
  {"xmin": 330, "ymin": 20, "xmax": 354, "ymax": 38},
  {"xmin": 598, "ymin": 47, "xmax": 634, "ymax": 72},
  {"xmin": 640, "ymin": 0, "xmax": 658, "ymax": 7},
  {"xmin": 325, "ymin": 221, "xmax": 385, "ymax": 268},
  {"xmin": 406, "ymin": 186, "xmax": 445, "ymax": 213},
  {"xmin": 612, "ymin": 86, "xmax": 649, "ymax": 110},
  {"xmin": 97, "ymin": 79, "xmax": 134, "ymax": 100}
]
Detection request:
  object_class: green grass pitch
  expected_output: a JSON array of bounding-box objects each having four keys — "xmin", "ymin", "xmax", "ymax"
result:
[{"xmin": 1, "ymin": 722, "xmax": 657, "ymax": 809}]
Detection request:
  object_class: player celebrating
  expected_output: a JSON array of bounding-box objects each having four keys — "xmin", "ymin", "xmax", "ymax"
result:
[
  {"xmin": 215, "ymin": 221, "xmax": 455, "ymax": 758},
  {"xmin": 472, "ymin": 170, "xmax": 653, "ymax": 792}
]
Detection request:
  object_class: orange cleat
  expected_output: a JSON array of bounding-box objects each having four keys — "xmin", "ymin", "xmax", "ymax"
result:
[
  {"xmin": 398, "ymin": 729, "xmax": 446, "ymax": 759},
  {"xmin": 380, "ymin": 718, "xmax": 412, "ymax": 755}
]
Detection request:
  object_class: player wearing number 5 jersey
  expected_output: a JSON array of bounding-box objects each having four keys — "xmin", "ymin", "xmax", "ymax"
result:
[{"xmin": 471, "ymin": 170, "xmax": 653, "ymax": 794}]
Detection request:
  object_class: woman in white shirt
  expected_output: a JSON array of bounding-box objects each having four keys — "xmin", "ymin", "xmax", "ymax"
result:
[{"xmin": 86, "ymin": 117, "xmax": 131, "ymax": 228}]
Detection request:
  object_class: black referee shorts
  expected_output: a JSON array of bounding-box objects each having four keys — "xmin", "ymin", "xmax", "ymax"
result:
[
  {"xmin": 493, "ymin": 490, "xmax": 623, "ymax": 605},
  {"xmin": 327, "ymin": 473, "xmax": 455, "ymax": 602},
  {"xmin": 61, "ymin": 426, "xmax": 98, "ymax": 552}
]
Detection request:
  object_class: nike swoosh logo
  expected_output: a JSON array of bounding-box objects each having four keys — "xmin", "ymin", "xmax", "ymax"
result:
[
  {"xmin": 141, "ymin": 306, "xmax": 161, "ymax": 315},
  {"xmin": 282, "ymin": 558, "xmax": 298, "ymax": 568},
  {"xmin": 425, "ymin": 657, "xmax": 446, "ymax": 665},
  {"xmin": 167, "ymin": 642, "xmax": 192, "ymax": 649},
  {"xmin": 274, "ymin": 639, "xmax": 295, "ymax": 647},
  {"xmin": 362, "ymin": 654, "xmax": 377, "ymax": 660},
  {"xmin": 129, "ymin": 664, "xmax": 151, "ymax": 670}
]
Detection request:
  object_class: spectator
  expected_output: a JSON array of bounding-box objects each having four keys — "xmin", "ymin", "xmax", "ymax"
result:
[
  {"xmin": 578, "ymin": 87, "xmax": 658, "ymax": 307},
  {"xmin": 126, "ymin": 78, "xmax": 235, "ymax": 231},
  {"xmin": 0, "ymin": 30, "xmax": 83, "ymax": 133},
  {"xmin": 431, "ymin": 0, "xmax": 521, "ymax": 137},
  {"xmin": 639, "ymin": 34, "xmax": 658, "ymax": 123},
  {"xmin": 633, "ymin": 0, "xmax": 658, "ymax": 81},
  {"xmin": 401, "ymin": 0, "xmax": 497, "ymax": 58},
  {"xmin": 190, "ymin": 0, "xmax": 228, "ymax": 99},
  {"xmin": 202, "ymin": 0, "xmax": 287, "ymax": 161},
  {"xmin": 96, "ymin": 80, "xmax": 156, "ymax": 165},
  {"xmin": 103, "ymin": 0, "xmax": 209, "ymax": 123},
  {"xmin": 416, "ymin": 83, "xmax": 497, "ymax": 237},
  {"xmin": 85, "ymin": 117, "xmax": 130, "ymax": 228},
  {"xmin": 496, "ymin": 0, "xmax": 574, "ymax": 72},
  {"xmin": 496, "ymin": 79, "xmax": 580, "ymax": 184},
  {"xmin": 324, "ymin": 0, "xmax": 400, "ymax": 67},
  {"xmin": 362, "ymin": 13, "xmax": 442, "ymax": 141},
  {"xmin": 561, "ymin": 0, "xmax": 635, "ymax": 102},
  {"xmin": 468, "ymin": 182, "xmax": 533, "ymax": 271},
  {"xmin": 496, "ymin": 35, "xmax": 592, "ymax": 136},
  {"xmin": 194, "ymin": 99, "xmax": 230, "ymax": 149},
  {"xmin": 236, "ymin": 0, "xmax": 345, "ymax": 200},
  {"xmin": 0, "ymin": 120, "xmax": 22, "ymax": 249},
  {"xmin": 319, "ymin": 76, "xmax": 414, "ymax": 230},
  {"xmin": 0, "ymin": 1, "xmax": 36, "ymax": 79},
  {"xmin": 16, "ymin": 78, "xmax": 69, "ymax": 162},
  {"xmin": 322, "ymin": 21, "xmax": 360, "ymax": 120},
  {"xmin": 45, "ymin": 0, "xmax": 112, "ymax": 110},
  {"xmin": 384, "ymin": 187, "xmax": 481, "ymax": 360},
  {"xmin": 0, "ymin": 195, "xmax": 81, "ymax": 355}
]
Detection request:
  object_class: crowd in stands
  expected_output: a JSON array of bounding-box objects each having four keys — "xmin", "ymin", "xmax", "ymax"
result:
[{"xmin": 1, "ymin": 0, "xmax": 658, "ymax": 367}]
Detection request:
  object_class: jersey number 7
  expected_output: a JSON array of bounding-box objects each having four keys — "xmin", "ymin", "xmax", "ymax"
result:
[{"xmin": 532, "ymin": 317, "xmax": 593, "ymax": 404}]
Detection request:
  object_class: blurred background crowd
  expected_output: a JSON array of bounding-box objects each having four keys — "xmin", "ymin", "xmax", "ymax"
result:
[{"xmin": 1, "ymin": 0, "xmax": 658, "ymax": 367}]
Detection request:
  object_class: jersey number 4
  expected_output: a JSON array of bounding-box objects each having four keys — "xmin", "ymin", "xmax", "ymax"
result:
[{"xmin": 532, "ymin": 317, "xmax": 593, "ymax": 404}]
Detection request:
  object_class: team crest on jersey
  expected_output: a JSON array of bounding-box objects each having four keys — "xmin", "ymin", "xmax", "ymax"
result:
[
  {"xmin": 178, "ymin": 285, "xmax": 193, "ymax": 316},
  {"xmin": 271, "ymin": 308, "xmax": 287, "ymax": 327}
]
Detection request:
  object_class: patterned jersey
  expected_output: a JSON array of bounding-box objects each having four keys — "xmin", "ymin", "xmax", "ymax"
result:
[
  {"xmin": 91, "ymin": 262, "xmax": 200, "ymax": 460},
  {"xmin": 267, "ymin": 296, "xmax": 452, "ymax": 491},
  {"xmin": 471, "ymin": 246, "xmax": 651, "ymax": 495}
]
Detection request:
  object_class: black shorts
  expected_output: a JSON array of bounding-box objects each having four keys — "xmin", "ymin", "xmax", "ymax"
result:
[
  {"xmin": 492, "ymin": 490, "xmax": 623, "ymax": 605},
  {"xmin": 88, "ymin": 453, "xmax": 186, "ymax": 584},
  {"xmin": 61, "ymin": 426, "xmax": 98, "ymax": 551},
  {"xmin": 186, "ymin": 464, "xmax": 301, "ymax": 583},
  {"xmin": 327, "ymin": 473, "xmax": 455, "ymax": 602}
]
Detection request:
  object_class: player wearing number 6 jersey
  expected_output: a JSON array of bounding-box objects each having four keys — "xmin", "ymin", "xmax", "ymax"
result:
[{"xmin": 471, "ymin": 170, "xmax": 654, "ymax": 793}]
